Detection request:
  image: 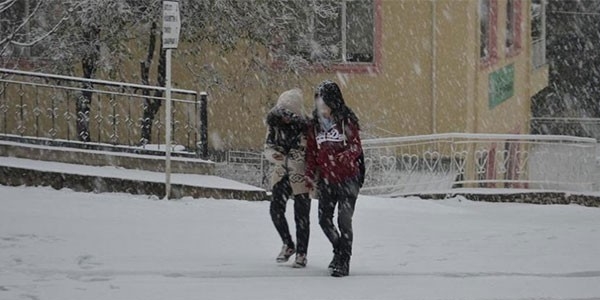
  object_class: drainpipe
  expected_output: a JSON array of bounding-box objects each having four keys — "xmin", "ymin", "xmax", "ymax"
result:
[{"xmin": 431, "ymin": 0, "xmax": 437, "ymax": 134}]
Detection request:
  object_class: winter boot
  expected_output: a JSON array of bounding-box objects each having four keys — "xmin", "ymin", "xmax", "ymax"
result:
[
  {"xmin": 292, "ymin": 254, "xmax": 307, "ymax": 268},
  {"xmin": 328, "ymin": 252, "xmax": 341, "ymax": 272},
  {"xmin": 276, "ymin": 244, "xmax": 296, "ymax": 263},
  {"xmin": 331, "ymin": 255, "xmax": 350, "ymax": 277}
]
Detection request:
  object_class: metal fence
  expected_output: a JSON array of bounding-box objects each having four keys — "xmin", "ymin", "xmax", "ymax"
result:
[
  {"xmin": 0, "ymin": 68, "xmax": 207, "ymax": 157},
  {"xmin": 361, "ymin": 133, "xmax": 597, "ymax": 196},
  {"xmin": 216, "ymin": 133, "xmax": 597, "ymax": 196},
  {"xmin": 214, "ymin": 150, "xmax": 272, "ymax": 190}
]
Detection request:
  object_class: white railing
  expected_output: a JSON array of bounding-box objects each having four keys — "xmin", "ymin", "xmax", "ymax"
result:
[
  {"xmin": 214, "ymin": 150, "xmax": 272, "ymax": 190},
  {"xmin": 214, "ymin": 134, "xmax": 598, "ymax": 195},
  {"xmin": 362, "ymin": 133, "xmax": 597, "ymax": 196}
]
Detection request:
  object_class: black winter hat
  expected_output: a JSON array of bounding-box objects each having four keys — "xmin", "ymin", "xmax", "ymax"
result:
[{"xmin": 317, "ymin": 80, "xmax": 345, "ymax": 111}]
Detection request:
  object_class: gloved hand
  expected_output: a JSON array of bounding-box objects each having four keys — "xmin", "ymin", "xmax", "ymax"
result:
[
  {"xmin": 336, "ymin": 152, "xmax": 351, "ymax": 165},
  {"xmin": 304, "ymin": 176, "xmax": 315, "ymax": 190}
]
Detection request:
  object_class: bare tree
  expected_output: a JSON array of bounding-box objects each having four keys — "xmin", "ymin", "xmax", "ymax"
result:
[
  {"xmin": 33, "ymin": 0, "xmax": 136, "ymax": 141},
  {"xmin": 0, "ymin": 0, "xmax": 69, "ymax": 68}
]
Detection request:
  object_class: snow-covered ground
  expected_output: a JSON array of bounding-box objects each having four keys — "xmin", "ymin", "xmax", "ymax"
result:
[{"xmin": 1, "ymin": 185, "xmax": 600, "ymax": 300}]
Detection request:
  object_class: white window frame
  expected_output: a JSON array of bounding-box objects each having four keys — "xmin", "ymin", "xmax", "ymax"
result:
[{"xmin": 531, "ymin": 0, "xmax": 547, "ymax": 68}]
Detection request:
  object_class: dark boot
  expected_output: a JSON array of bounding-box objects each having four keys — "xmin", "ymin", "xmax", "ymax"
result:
[
  {"xmin": 331, "ymin": 255, "xmax": 350, "ymax": 277},
  {"xmin": 328, "ymin": 248, "xmax": 341, "ymax": 272}
]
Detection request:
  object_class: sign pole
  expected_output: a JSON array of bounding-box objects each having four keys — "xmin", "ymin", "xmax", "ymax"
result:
[
  {"xmin": 162, "ymin": 0, "xmax": 180, "ymax": 199},
  {"xmin": 165, "ymin": 48, "xmax": 172, "ymax": 199}
]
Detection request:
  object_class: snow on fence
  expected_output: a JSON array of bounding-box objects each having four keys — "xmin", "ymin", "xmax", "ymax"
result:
[
  {"xmin": 214, "ymin": 150, "xmax": 272, "ymax": 190},
  {"xmin": 218, "ymin": 134, "xmax": 597, "ymax": 195},
  {"xmin": 0, "ymin": 68, "xmax": 206, "ymax": 156},
  {"xmin": 361, "ymin": 133, "xmax": 597, "ymax": 196}
]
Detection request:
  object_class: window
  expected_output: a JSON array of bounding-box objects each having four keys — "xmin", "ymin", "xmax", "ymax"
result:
[
  {"xmin": 531, "ymin": 0, "xmax": 546, "ymax": 68},
  {"xmin": 505, "ymin": 0, "xmax": 522, "ymax": 56},
  {"xmin": 531, "ymin": 0, "xmax": 545, "ymax": 41},
  {"xmin": 479, "ymin": 0, "xmax": 497, "ymax": 66},
  {"xmin": 284, "ymin": 0, "xmax": 376, "ymax": 66},
  {"xmin": 344, "ymin": 0, "xmax": 375, "ymax": 62}
]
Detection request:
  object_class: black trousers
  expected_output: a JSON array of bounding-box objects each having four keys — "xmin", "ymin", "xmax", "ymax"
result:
[
  {"xmin": 270, "ymin": 177, "xmax": 311, "ymax": 255},
  {"xmin": 318, "ymin": 177, "xmax": 360, "ymax": 258}
]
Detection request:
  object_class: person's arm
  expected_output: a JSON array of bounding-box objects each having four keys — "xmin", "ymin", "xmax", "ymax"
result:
[
  {"xmin": 264, "ymin": 126, "xmax": 284, "ymax": 164},
  {"xmin": 304, "ymin": 123, "xmax": 318, "ymax": 181}
]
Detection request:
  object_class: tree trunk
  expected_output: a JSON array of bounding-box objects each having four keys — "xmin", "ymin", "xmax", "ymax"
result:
[
  {"xmin": 140, "ymin": 22, "xmax": 165, "ymax": 145},
  {"xmin": 77, "ymin": 27, "xmax": 100, "ymax": 142}
]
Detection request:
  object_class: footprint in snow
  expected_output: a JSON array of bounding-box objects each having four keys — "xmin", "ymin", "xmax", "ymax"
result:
[{"xmin": 76, "ymin": 255, "xmax": 102, "ymax": 270}]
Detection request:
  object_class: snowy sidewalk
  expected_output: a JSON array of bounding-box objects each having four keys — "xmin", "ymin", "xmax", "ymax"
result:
[
  {"xmin": 0, "ymin": 156, "xmax": 266, "ymax": 200},
  {"xmin": 1, "ymin": 185, "xmax": 600, "ymax": 300}
]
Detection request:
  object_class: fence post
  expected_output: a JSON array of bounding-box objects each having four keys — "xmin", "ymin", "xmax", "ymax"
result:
[{"xmin": 199, "ymin": 92, "xmax": 208, "ymax": 160}]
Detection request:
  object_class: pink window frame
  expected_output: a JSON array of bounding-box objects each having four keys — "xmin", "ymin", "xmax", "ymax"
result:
[
  {"xmin": 480, "ymin": 0, "xmax": 498, "ymax": 69},
  {"xmin": 505, "ymin": 0, "xmax": 522, "ymax": 58}
]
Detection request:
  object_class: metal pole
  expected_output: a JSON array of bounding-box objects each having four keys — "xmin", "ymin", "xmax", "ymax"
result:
[
  {"xmin": 165, "ymin": 49, "xmax": 172, "ymax": 199},
  {"xmin": 200, "ymin": 92, "xmax": 208, "ymax": 159},
  {"xmin": 431, "ymin": 0, "xmax": 437, "ymax": 134}
]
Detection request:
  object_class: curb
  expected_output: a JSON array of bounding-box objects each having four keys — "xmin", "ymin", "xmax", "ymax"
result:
[
  {"xmin": 401, "ymin": 191, "xmax": 600, "ymax": 207},
  {"xmin": 0, "ymin": 166, "xmax": 268, "ymax": 201}
]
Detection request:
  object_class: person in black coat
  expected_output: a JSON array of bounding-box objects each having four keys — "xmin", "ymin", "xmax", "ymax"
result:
[{"xmin": 264, "ymin": 88, "xmax": 311, "ymax": 268}]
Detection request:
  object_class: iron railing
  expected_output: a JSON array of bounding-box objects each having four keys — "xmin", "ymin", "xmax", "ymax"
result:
[
  {"xmin": 361, "ymin": 133, "xmax": 596, "ymax": 196},
  {"xmin": 0, "ymin": 68, "xmax": 207, "ymax": 157},
  {"xmin": 214, "ymin": 150, "xmax": 272, "ymax": 190},
  {"xmin": 218, "ymin": 133, "xmax": 597, "ymax": 195}
]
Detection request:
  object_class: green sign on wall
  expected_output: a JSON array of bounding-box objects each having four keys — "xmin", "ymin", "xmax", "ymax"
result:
[{"xmin": 489, "ymin": 64, "xmax": 515, "ymax": 109}]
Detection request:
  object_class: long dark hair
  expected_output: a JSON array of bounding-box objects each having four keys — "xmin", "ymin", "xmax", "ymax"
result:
[{"xmin": 312, "ymin": 80, "xmax": 360, "ymax": 129}]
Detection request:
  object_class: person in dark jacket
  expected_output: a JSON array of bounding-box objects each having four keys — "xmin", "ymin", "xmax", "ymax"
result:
[
  {"xmin": 305, "ymin": 80, "xmax": 363, "ymax": 277},
  {"xmin": 264, "ymin": 88, "xmax": 311, "ymax": 268}
]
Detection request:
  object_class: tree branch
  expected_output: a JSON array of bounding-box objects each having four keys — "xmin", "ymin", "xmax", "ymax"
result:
[
  {"xmin": 0, "ymin": 0, "xmax": 18, "ymax": 14},
  {"xmin": 10, "ymin": 14, "xmax": 69, "ymax": 47}
]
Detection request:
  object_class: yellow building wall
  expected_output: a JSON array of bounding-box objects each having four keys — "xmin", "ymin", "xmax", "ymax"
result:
[
  {"xmin": 475, "ymin": 0, "xmax": 536, "ymax": 135},
  {"xmin": 434, "ymin": 0, "xmax": 478, "ymax": 134},
  {"xmin": 370, "ymin": 0, "xmax": 433, "ymax": 138}
]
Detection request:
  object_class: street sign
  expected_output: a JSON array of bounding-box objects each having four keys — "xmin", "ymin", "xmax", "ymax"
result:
[
  {"xmin": 162, "ymin": 1, "xmax": 180, "ymax": 49},
  {"xmin": 489, "ymin": 64, "xmax": 515, "ymax": 109}
]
